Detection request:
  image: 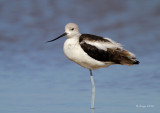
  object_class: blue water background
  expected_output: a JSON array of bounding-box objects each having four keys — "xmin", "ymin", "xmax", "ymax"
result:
[{"xmin": 0, "ymin": 0, "xmax": 160, "ymax": 113}]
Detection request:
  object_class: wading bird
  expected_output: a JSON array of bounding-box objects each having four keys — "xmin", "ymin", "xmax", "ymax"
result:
[{"xmin": 47, "ymin": 23, "xmax": 140, "ymax": 109}]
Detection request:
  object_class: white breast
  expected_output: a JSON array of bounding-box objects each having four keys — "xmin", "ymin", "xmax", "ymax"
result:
[{"xmin": 63, "ymin": 37, "xmax": 112, "ymax": 70}]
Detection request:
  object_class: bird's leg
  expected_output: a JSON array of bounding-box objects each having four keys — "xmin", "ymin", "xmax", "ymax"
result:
[{"xmin": 89, "ymin": 69, "xmax": 95, "ymax": 109}]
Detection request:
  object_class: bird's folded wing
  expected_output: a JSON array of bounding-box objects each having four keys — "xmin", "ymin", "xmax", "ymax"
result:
[
  {"xmin": 79, "ymin": 34, "xmax": 136, "ymax": 64},
  {"xmin": 79, "ymin": 34, "xmax": 122, "ymax": 51}
]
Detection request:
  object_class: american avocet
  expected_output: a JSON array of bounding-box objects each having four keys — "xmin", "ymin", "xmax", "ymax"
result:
[{"xmin": 47, "ymin": 23, "xmax": 140, "ymax": 109}]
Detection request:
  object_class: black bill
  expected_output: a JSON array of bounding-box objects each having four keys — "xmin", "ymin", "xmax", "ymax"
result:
[{"xmin": 47, "ymin": 32, "xmax": 67, "ymax": 43}]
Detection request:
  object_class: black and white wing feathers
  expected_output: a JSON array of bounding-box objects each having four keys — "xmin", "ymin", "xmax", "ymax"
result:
[{"xmin": 79, "ymin": 34, "xmax": 139, "ymax": 65}]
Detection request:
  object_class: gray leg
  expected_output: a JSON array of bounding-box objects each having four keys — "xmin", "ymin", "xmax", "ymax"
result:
[{"xmin": 89, "ymin": 69, "xmax": 95, "ymax": 109}]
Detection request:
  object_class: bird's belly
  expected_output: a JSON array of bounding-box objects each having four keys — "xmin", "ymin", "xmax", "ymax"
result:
[{"xmin": 63, "ymin": 39, "xmax": 111, "ymax": 70}]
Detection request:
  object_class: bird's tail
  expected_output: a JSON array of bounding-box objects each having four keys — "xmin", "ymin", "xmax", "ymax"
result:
[
  {"xmin": 119, "ymin": 49, "xmax": 140, "ymax": 65},
  {"xmin": 120, "ymin": 58, "xmax": 140, "ymax": 66},
  {"xmin": 133, "ymin": 60, "xmax": 140, "ymax": 64}
]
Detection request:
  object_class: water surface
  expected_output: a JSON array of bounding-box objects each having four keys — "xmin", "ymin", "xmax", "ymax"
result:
[{"xmin": 0, "ymin": 0, "xmax": 160, "ymax": 113}]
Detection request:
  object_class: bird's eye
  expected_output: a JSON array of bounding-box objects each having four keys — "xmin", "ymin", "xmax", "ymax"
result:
[{"xmin": 71, "ymin": 28, "xmax": 74, "ymax": 31}]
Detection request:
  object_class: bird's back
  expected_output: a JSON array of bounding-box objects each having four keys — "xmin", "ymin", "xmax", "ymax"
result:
[{"xmin": 79, "ymin": 34, "xmax": 140, "ymax": 66}]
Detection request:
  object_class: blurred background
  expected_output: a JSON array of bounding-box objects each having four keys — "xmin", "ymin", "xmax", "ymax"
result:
[{"xmin": 0, "ymin": 0, "xmax": 160, "ymax": 113}]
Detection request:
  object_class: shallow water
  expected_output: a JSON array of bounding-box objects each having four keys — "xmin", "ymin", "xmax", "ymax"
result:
[{"xmin": 0, "ymin": 0, "xmax": 160, "ymax": 113}]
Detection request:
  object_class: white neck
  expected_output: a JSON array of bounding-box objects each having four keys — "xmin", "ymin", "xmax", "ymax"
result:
[{"xmin": 66, "ymin": 33, "xmax": 81, "ymax": 39}]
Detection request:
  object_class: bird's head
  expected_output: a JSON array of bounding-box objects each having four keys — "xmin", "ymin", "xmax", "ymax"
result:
[{"xmin": 47, "ymin": 23, "xmax": 80, "ymax": 43}]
